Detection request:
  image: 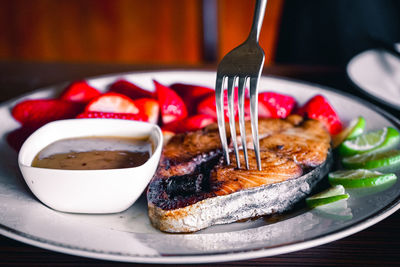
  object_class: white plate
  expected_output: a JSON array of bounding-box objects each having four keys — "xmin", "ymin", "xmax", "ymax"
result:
[
  {"xmin": 1, "ymin": 70, "xmax": 400, "ymax": 264},
  {"xmin": 347, "ymin": 45, "xmax": 400, "ymax": 110}
]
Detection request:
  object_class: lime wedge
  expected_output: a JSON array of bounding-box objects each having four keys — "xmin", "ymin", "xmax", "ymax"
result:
[
  {"xmin": 328, "ymin": 169, "xmax": 397, "ymax": 188},
  {"xmin": 338, "ymin": 127, "xmax": 400, "ymax": 156},
  {"xmin": 342, "ymin": 150, "xmax": 400, "ymax": 172},
  {"xmin": 332, "ymin": 116, "xmax": 366, "ymax": 148},
  {"xmin": 306, "ymin": 185, "xmax": 349, "ymax": 208},
  {"xmin": 313, "ymin": 199, "xmax": 353, "ymax": 220}
]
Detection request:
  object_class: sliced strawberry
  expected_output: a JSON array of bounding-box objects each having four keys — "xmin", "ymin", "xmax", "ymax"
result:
[
  {"xmin": 197, "ymin": 95, "xmax": 217, "ymax": 119},
  {"xmin": 244, "ymin": 98, "xmax": 271, "ymax": 119},
  {"xmin": 197, "ymin": 91, "xmax": 238, "ymax": 120},
  {"xmin": 170, "ymin": 83, "xmax": 214, "ymax": 100},
  {"xmin": 12, "ymin": 99, "xmax": 84, "ymax": 127},
  {"xmin": 154, "ymin": 80, "xmax": 188, "ymax": 124},
  {"xmin": 298, "ymin": 95, "xmax": 342, "ymax": 135},
  {"xmin": 181, "ymin": 114, "xmax": 215, "ymax": 131},
  {"xmin": 85, "ymin": 92, "xmax": 139, "ymax": 114},
  {"xmin": 133, "ymin": 98, "xmax": 159, "ymax": 124},
  {"xmin": 162, "ymin": 114, "xmax": 215, "ymax": 133},
  {"xmin": 7, "ymin": 126, "xmax": 39, "ymax": 151},
  {"xmin": 170, "ymin": 83, "xmax": 214, "ymax": 114},
  {"xmin": 258, "ymin": 92, "xmax": 296, "ymax": 119},
  {"xmin": 108, "ymin": 80, "xmax": 154, "ymax": 100},
  {"xmin": 76, "ymin": 111, "xmax": 148, "ymax": 121},
  {"xmin": 59, "ymin": 80, "xmax": 101, "ymax": 103}
]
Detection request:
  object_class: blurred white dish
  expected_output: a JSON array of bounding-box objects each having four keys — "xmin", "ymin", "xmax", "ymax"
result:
[
  {"xmin": 347, "ymin": 44, "xmax": 400, "ymax": 110},
  {"xmin": 18, "ymin": 119, "xmax": 163, "ymax": 214}
]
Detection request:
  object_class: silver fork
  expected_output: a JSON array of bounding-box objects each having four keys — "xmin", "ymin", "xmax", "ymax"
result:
[{"xmin": 215, "ymin": 0, "xmax": 267, "ymax": 171}]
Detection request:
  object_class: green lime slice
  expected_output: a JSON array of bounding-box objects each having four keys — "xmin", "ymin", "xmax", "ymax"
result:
[
  {"xmin": 338, "ymin": 127, "xmax": 400, "ymax": 157},
  {"xmin": 332, "ymin": 116, "xmax": 366, "ymax": 148},
  {"xmin": 306, "ymin": 185, "xmax": 350, "ymax": 208},
  {"xmin": 342, "ymin": 150, "xmax": 400, "ymax": 172},
  {"xmin": 328, "ymin": 169, "xmax": 397, "ymax": 188},
  {"xmin": 346, "ymin": 179, "xmax": 397, "ymax": 198}
]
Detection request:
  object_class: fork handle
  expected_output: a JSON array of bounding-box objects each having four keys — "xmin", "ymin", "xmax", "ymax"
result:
[{"xmin": 248, "ymin": 0, "xmax": 267, "ymax": 42}]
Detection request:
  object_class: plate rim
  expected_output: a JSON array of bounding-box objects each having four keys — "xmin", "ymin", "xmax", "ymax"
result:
[
  {"xmin": 346, "ymin": 48, "xmax": 400, "ymax": 111},
  {"xmin": 1, "ymin": 69, "xmax": 400, "ymax": 264}
]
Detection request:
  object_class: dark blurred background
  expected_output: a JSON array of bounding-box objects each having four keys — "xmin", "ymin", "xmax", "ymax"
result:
[{"xmin": 0, "ymin": 0, "xmax": 399, "ymax": 66}]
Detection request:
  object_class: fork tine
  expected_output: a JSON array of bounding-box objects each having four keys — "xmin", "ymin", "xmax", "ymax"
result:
[
  {"xmin": 249, "ymin": 77, "xmax": 261, "ymax": 171},
  {"xmin": 237, "ymin": 76, "xmax": 249, "ymax": 169},
  {"xmin": 215, "ymin": 76, "xmax": 230, "ymax": 165},
  {"xmin": 227, "ymin": 76, "xmax": 240, "ymax": 169}
]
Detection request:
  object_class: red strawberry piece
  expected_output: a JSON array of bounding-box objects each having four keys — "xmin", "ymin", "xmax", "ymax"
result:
[
  {"xmin": 170, "ymin": 83, "xmax": 214, "ymax": 100},
  {"xmin": 154, "ymin": 80, "xmax": 188, "ymax": 124},
  {"xmin": 85, "ymin": 92, "xmax": 139, "ymax": 114},
  {"xmin": 7, "ymin": 126, "xmax": 39, "ymax": 151},
  {"xmin": 298, "ymin": 95, "xmax": 342, "ymax": 135},
  {"xmin": 108, "ymin": 80, "xmax": 154, "ymax": 100},
  {"xmin": 197, "ymin": 95, "xmax": 216, "ymax": 118},
  {"xmin": 59, "ymin": 80, "xmax": 101, "ymax": 103},
  {"xmin": 133, "ymin": 98, "xmax": 159, "ymax": 124},
  {"xmin": 76, "ymin": 111, "xmax": 148, "ymax": 121},
  {"xmin": 197, "ymin": 91, "xmax": 238, "ymax": 120},
  {"xmin": 162, "ymin": 114, "xmax": 215, "ymax": 133},
  {"xmin": 170, "ymin": 83, "xmax": 214, "ymax": 114},
  {"xmin": 12, "ymin": 99, "xmax": 84, "ymax": 127},
  {"xmin": 258, "ymin": 92, "xmax": 296, "ymax": 119},
  {"xmin": 244, "ymin": 98, "xmax": 271, "ymax": 119}
]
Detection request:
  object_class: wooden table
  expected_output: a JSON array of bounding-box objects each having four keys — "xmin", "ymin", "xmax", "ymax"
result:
[{"xmin": 1, "ymin": 62, "xmax": 399, "ymax": 266}]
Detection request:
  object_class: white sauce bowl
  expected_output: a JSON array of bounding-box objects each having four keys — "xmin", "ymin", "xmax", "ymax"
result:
[{"xmin": 18, "ymin": 119, "xmax": 163, "ymax": 214}]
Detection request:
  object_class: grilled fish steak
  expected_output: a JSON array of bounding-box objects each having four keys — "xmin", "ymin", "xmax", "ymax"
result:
[{"xmin": 147, "ymin": 116, "xmax": 332, "ymax": 233}]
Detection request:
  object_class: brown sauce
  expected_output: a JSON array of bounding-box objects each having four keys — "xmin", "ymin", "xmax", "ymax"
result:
[{"xmin": 32, "ymin": 136, "xmax": 152, "ymax": 170}]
